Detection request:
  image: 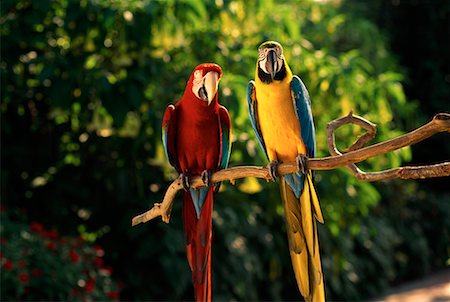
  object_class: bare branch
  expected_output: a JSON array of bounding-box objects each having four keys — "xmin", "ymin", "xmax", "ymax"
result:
[
  {"xmin": 132, "ymin": 113, "xmax": 450, "ymax": 226},
  {"xmin": 326, "ymin": 112, "xmax": 450, "ymax": 181},
  {"xmin": 327, "ymin": 111, "xmax": 377, "ymax": 153}
]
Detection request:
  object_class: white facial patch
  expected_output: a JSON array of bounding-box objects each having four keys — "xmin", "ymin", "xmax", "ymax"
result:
[
  {"xmin": 191, "ymin": 70, "xmax": 220, "ymax": 105},
  {"xmin": 193, "ymin": 70, "xmax": 203, "ymax": 86},
  {"xmin": 258, "ymin": 47, "xmax": 284, "ymax": 75},
  {"xmin": 192, "ymin": 70, "xmax": 204, "ymax": 100}
]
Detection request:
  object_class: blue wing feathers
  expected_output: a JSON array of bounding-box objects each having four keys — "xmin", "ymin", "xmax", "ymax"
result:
[
  {"xmin": 291, "ymin": 75, "xmax": 316, "ymax": 158},
  {"xmin": 286, "ymin": 75, "xmax": 316, "ymax": 198},
  {"xmin": 189, "ymin": 187, "xmax": 209, "ymax": 219},
  {"xmin": 247, "ymin": 81, "xmax": 268, "ymax": 159},
  {"xmin": 284, "ymin": 173, "xmax": 304, "ymax": 199}
]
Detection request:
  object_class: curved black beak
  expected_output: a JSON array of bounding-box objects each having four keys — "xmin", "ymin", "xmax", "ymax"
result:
[{"xmin": 265, "ymin": 50, "xmax": 278, "ymax": 80}]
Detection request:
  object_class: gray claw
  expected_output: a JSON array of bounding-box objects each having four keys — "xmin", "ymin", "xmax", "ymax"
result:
[
  {"xmin": 180, "ymin": 173, "xmax": 190, "ymax": 191},
  {"xmin": 296, "ymin": 154, "xmax": 308, "ymax": 175},
  {"xmin": 201, "ymin": 170, "xmax": 212, "ymax": 186},
  {"xmin": 267, "ymin": 160, "xmax": 279, "ymax": 181}
]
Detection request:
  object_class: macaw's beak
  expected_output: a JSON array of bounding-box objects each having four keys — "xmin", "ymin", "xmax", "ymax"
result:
[
  {"xmin": 204, "ymin": 71, "xmax": 219, "ymax": 105},
  {"xmin": 265, "ymin": 50, "xmax": 277, "ymax": 80}
]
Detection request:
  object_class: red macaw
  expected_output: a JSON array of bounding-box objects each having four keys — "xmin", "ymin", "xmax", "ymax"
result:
[
  {"xmin": 161, "ymin": 63, "xmax": 231, "ymax": 302},
  {"xmin": 247, "ymin": 41, "xmax": 325, "ymax": 301}
]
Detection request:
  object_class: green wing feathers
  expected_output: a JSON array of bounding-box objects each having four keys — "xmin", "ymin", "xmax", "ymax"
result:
[{"xmin": 280, "ymin": 173, "xmax": 325, "ymax": 302}]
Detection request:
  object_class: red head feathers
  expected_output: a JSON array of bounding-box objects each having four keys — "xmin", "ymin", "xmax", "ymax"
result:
[{"xmin": 183, "ymin": 63, "xmax": 223, "ymax": 107}]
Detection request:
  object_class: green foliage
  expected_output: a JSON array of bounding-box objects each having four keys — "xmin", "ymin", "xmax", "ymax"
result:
[
  {"xmin": 1, "ymin": 0, "xmax": 448, "ymax": 301},
  {"xmin": 0, "ymin": 208, "xmax": 120, "ymax": 301}
]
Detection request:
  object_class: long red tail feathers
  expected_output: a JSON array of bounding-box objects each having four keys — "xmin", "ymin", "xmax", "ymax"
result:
[{"xmin": 183, "ymin": 188, "xmax": 214, "ymax": 302}]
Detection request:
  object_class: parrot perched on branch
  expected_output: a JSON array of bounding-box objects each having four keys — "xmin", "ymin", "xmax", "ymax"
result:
[
  {"xmin": 162, "ymin": 63, "xmax": 231, "ymax": 302},
  {"xmin": 247, "ymin": 41, "xmax": 325, "ymax": 302}
]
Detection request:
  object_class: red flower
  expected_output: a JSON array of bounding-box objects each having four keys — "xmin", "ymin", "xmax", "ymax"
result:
[
  {"xmin": 100, "ymin": 265, "xmax": 113, "ymax": 277},
  {"xmin": 3, "ymin": 259, "xmax": 13, "ymax": 271},
  {"xmin": 94, "ymin": 257, "xmax": 104, "ymax": 268},
  {"xmin": 43, "ymin": 229, "xmax": 59, "ymax": 240},
  {"xmin": 46, "ymin": 241, "xmax": 57, "ymax": 251},
  {"xmin": 69, "ymin": 249, "xmax": 81, "ymax": 263},
  {"xmin": 84, "ymin": 276, "xmax": 95, "ymax": 293},
  {"xmin": 104, "ymin": 266, "xmax": 113, "ymax": 274},
  {"xmin": 107, "ymin": 291, "xmax": 120, "ymax": 300},
  {"xmin": 31, "ymin": 268, "xmax": 42, "ymax": 277},
  {"xmin": 94, "ymin": 245, "xmax": 105, "ymax": 257},
  {"xmin": 19, "ymin": 272, "xmax": 30, "ymax": 284},
  {"xmin": 0, "ymin": 237, "xmax": 7, "ymax": 245},
  {"xmin": 30, "ymin": 222, "xmax": 44, "ymax": 233}
]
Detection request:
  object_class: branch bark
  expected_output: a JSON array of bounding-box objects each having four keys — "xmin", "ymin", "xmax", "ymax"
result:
[{"xmin": 132, "ymin": 113, "xmax": 450, "ymax": 226}]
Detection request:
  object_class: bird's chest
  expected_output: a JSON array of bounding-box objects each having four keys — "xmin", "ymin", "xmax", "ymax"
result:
[
  {"xmin": 256, "ymin": 84, "xmax": 305, "ymax": 161},
  {"xmin": 176, "ymin": 110, "xmax": 220, "ymax": 174}
]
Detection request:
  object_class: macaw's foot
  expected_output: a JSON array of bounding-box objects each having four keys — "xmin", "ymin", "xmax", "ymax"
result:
[
  {"xmin": 296, "ymin": 154, "xmax": 308, "ymax": 175},
  {"xmin": 267, "ymin": 160, "xmax": 279, "ymax": 181},
  {"xmin": 201, "ymin": 169, "xmax": 212, "ymax": 186},
  {"xmin": 179, "ymin": 173, "xmax": 190, "ymax": 191}
]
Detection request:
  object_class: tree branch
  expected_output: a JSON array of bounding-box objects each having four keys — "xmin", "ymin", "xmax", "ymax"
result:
[
  {"xmin": 326, "ymin": 112, "xmax": 450, "ymax": 181},
  {"xmin": 132, "ymin": 113, "xmax": 450, "ymax": 226}
]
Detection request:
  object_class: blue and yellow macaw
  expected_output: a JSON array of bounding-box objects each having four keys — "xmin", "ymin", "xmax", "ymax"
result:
[{"xmin": 247, "ymin": 41, "xmax": 325, "ymax": 302}]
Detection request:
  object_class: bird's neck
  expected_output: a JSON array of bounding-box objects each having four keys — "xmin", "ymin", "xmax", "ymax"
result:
[
  {"xmin": 255, "ymin": 62, "xmax": 293, "ymax": 87},
  {"xmin": 179, "ymin": 95, "xmax": 219, "ymax": 119}
]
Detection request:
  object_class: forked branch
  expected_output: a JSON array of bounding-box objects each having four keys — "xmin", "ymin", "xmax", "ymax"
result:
[{"xmin": 132, "ymin": 113, "xmax": 450, "ymax": 226}]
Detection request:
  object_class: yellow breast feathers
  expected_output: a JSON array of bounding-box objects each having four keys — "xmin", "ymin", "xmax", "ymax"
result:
[{"xmin": 254, "ymin": 66, "xmax": 307, "ymax": 162}]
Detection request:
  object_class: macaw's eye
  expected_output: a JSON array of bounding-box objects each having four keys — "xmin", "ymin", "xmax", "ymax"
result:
[
  {"xmin": 194, "ymin": 70, "xmax": 202, "ymax": 79},
  {"xmin": 274, "ymin": 48, "xmax": 282, "ymax": 58}
]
